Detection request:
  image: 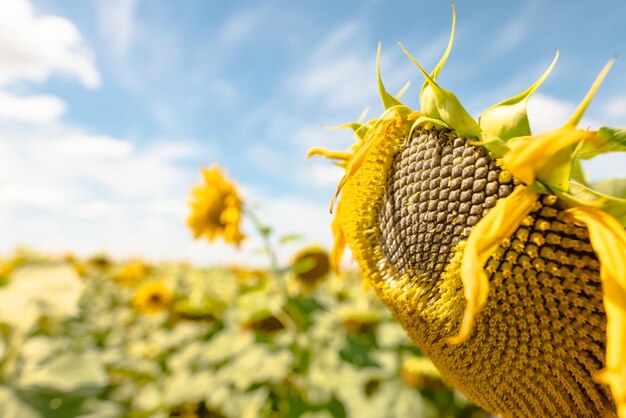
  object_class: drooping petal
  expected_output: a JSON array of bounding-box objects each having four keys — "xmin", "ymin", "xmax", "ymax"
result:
[
  {"xmin": 503, "ymin": 127, "xmax": 595, "ymax": 189},
  {"xmin": 566, "ymin": 206, "xmax": 626, "ymax": 418},
  {"xmin": 399, "ymin": 43, "xmax": 481, "ymax": 138},
  {"xmin": 479, "ymin": 50, "xmax": 559, "ymax": 141},
  {"xmin": 330, "ymin": 107, "xmax": 410, "ymax": 212},
  {"xmin": 449, "ymin": 186, "xmax": 539, "ymax": 344},
  {"xmin": 330, "ymin": 200, "xmax": 346, "ymax": 276},
  {"xmin": 306, "ymin": 147, "xmax": 352, "ymax": 161}
]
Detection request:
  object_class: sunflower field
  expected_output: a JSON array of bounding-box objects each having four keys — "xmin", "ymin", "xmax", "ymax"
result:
[{"xmin": 0, "ymin": 249, "xmax": 487, "ymax": 418}]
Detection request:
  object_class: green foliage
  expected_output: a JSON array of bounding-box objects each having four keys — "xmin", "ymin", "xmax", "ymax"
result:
[{"xmin": 0, "ymin": 252, "xmax": 488, "ymax": 418}]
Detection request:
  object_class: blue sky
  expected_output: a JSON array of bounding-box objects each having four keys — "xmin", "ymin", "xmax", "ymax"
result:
[{"xmin": 2, "ymin": 0, "xmax": 626, "ymax": 265}]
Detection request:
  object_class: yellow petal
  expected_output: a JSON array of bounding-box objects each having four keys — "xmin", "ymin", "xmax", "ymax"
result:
[
  {"xmin": 503, "ymin": 127, "xmax": 592, "ymax": 188},
  {"xmin": 330, "ymin": 200, "xmax": 346, "ymax": 276},
  {"xmin": 449, "ymin": 186, "xmax": 539, "ymax": 344},
  {"xmin": 330, "ymin": 113, "xmax": 407, "ymax": 212},
  {"xmin": 306, "ymin": 147, "xmax": 352, "ymax": 161},
  {"xmin": 566, "ymin": 206, "xmax": 626, "ymax": 418}
]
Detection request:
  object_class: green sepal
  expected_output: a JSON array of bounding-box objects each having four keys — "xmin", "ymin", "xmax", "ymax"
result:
[
  {"xmin": 556, "ymin": 181, "xmax": 626, "ymax": 226},
  {"xmin": 479, "ymin": 50, "xmax": 559, "ymax": 141},
  {"xmin": 564, "ymin": 58, "xmax": 616, "ymax": 128},
  {"xmin": 327, "ymin": 108, "xmax": 371, "ymax": 141},
  {"xmin": 396, "ymin": 81, "xmax": 411, "ymax": 100},
  {"xmin": 399, "ymin": 43, "xmax": 481, "ymax": 138},
  {"xmin": 528, "ymin": 181, "xmax": 551, "ymax": 194},
  {"xmin": 589, "ymin": 178, "xmax": 626, "ymax": 199},
  {"xmin": 408, "ymin": 116, "xmax": 451, "ymax": 142},
  {"xmin": 577, "ymin": 127, "xmax": 626, "ymax": 159},
  {"xmin": 420, "ymin": 4, "xmax": 456, "ymax": 120},
  {"xmin": 469, "ymin": 132, "xmax": 510, "ymax": 159},
  {"xmin": 376, "ymin": 43, "xmax": 404, "ymax": 110}
]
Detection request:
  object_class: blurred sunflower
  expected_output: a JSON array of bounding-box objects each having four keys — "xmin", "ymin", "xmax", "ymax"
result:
[
  {"xmin": 187, "ymin": 165, "xmax": 245, "ymax": 247},
  {"xmin": 133, "ymin": 281, "xmax": 173, "ymax": 314},
  {"xmin": 401, "ymin": 357, "xmax": 445, "ymax": 391},
  {"xmin": 114, "ymin": 261, "xmax": 152, "ymax": 287},
  {"xmin": 309, "ymin": 6, "xmax": 626, "ymax": 417},
  {"xmin": 291, "ymin": 246, "xmax": 331, "ymax": 287}
]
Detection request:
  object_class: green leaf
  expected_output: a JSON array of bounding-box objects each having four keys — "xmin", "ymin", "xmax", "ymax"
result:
[
  {"xmin": 469, "ymin": 132, "xmax": 510, "ymax": 159},
  {"xmin": 408, "ymin": 116, "xmax": 451, "ymax": 139},
  {"xmin": 0, "ymin": 387, "xmax": 42, "ymax": 418},
  {"xmin": 577, "ymin": 126, "xmax": 626, "ymax": 159},
  {"xmin": 564, "ymin": 58, "xmax": 616, "ymax": 128},
  {"xmin": 279, "ymin": 234, "xmax": 303, "ymax": 244},
  {"xmin": 589, "ymin": 177, "xmax": 626, "ymax": 199},
  {"xmin": 0, "ymin": 265, "xmax": 83, "ymax": 329},
  {"xmin": 399, "ymin": 43, "xmax": 481, "ymax": 138},
  {"xmin": 556, "ymin": 181, "xmax": 626, "ymax": 226},
  {"xmin": 479, "ymin": 50, "xmax": 559, "ymax": 140},
  {"xmin": 376, "ymin": 43, "xmax": 404, "ymax": 110},
  {"xmin": 18, "ymin": 351, "xmax": 108, "ymax": 392}
]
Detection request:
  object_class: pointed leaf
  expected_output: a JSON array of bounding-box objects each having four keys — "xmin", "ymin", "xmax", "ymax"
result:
[
  {"xmin": 400, "ymin": 43, "xmax": 480, "ymax": 138},
  {"xmin": 565, "ymin": 57, "xmax": 615, "ymax": 128},
  {"xmin": 577, "ymin": 126, "xmax": 626, "ymax": 159},
  {"xmin": 420, "ymin": 4, "xmax": 456, "ymax": 119},
  {"xmin": 376, "ymin": 43, "xmax": 403, "ymax": 110},
  {"xmin": 479, "ymin": 50, "xmax": 559, "ymax": 140}
]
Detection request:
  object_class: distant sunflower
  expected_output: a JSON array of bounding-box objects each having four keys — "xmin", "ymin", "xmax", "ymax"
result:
[
  {"xmin": 187, "ymin": 165, "xmax": 245, "ymax": 246},
  {"xmin": 309, "ymin": 5, "xmax": 626, "ymax": 417},
  {"xmin": 114, "ymin": 261, "xmax": 152, "ymax": 287},
  {"xmin": 133, "ymin": 281, "xmax": 173, "ymax": 314},
  {"xmin": 291, "ymin": 246, "xmax": 331, "ymax": 287}
]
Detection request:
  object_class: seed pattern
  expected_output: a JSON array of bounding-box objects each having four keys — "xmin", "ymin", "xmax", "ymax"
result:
[{"xmin": 374, "ymin": 127, "xmax": 615, "ymax": 417}]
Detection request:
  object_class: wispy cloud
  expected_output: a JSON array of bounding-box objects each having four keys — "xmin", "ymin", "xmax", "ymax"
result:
[
  {"xmin": 0, "ymin": 0, "xmax": 99, "ymax": 88},
  {"xmin": 96, "ymin": 0, "xmax": 139, "ymax": 60},
  {"xmin": 605, "ymin": 96, "xmax": 626, "ymax": 119},
  {"xmin": 0, "ymin": 91, "xmax": 66, "ymax": 124}
]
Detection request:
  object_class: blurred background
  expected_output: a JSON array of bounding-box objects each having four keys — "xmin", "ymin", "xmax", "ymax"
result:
[
  {"xmin": 1, "ymin": 1, "xmax": 626, "ymax": 417},
  {"xmin": 2, "ymin": 0, "xmax": 626, "ymax": 265}
]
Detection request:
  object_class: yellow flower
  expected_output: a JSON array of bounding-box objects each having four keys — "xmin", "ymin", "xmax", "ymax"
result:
[
  {"xmin": 291, "ymin": 246, "xmax": 331, "ymax": 287},
  {"xmin": 133, "ymin": 281, "xmax": 173, "ymax": 314},
  {"xmin": 309, "ymin": 5, "xmax": 626, "ymax": 417},
  {"xmin": 187, "ymin": 164, "xmax": 245, "ymax": 246},
  {"xmin": 401, "ymin": 357, "xmax": 445, "ymax": 390},
  {"xmin": 113, "ymin": 261, "xmax": 152, "ymax": 287}
]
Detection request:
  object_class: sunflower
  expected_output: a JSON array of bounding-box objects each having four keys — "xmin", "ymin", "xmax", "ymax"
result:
[
  {"xmin": 309, "ymin": 6, "xmax": 626, "ymax": 418},
  {"xmin": 113, "ymin": 261, "xmax": 152, "ymax": 287},
  {"xmin": 187, "ymin": 165, "xmax": 245, "ymax": 246},
  {"xmin": 133, "ymin": 281, "xmax": 173, "ymax": 314},
  {"xmin": 291, "ymin": 246, "xmax": 331, "ymax": 287}
]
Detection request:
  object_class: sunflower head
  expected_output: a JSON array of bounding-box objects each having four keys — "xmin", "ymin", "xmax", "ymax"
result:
[
  {"xmin": 309, "ymin": 5, "xmax": 626, "ymax": 417},
  {"xmin": 291, "ymin": 246, "xmax": 331, "ymax": 287},
  {"xmin": 187, "ymin": 164, "xmax": 245, "ymax": 247},
  {"xmin": 400, "ymin": 357, "xmax": 445, "ymax": 390},
  {"xmin": 113, "ymin": 261, "xmax": 152, "ymax": 287},
  {"xmin": 133, "ymin": 281, "xmax": 173, "ymax": 314}
]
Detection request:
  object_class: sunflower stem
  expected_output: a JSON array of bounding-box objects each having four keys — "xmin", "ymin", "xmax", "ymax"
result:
[{"xmin": 244, "ymin": 205, "xmax": 280, "ymax": 273}]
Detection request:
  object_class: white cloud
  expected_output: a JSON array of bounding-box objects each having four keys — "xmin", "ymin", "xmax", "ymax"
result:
[
  {"xmin": 96, "ymin": 0, "xmax": 138, "ymax": 59},
  {"xmin": 0, "ymin": 91, "xmax": 66, "ymax": 124},
  {"xmin": 605, "ymin": 96, "xmax": 626, "ymax": 118},
  {"xmin": 0, "ymin": 0, "xmax": 100, "ymax": 88},
  {"xmin": 300, "ymin": 163, "xmax": 344, "ymax": 187},
  {"xmin": 527, "ymin": 94, "xmax": 575, "ymax": 133}
]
